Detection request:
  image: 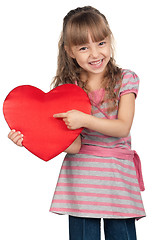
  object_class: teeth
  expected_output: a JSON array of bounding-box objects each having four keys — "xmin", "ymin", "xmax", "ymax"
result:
[{"xmin": 90, "ymin": 60, "xmax": 102, "ymax": 65}]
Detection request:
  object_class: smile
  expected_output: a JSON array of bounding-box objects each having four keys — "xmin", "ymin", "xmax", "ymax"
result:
[
  {"xmin": 89, "ymin": 59, "xmax": 103, "ymax": 65},
  {"xmin": 89, "ymin": 59, "xmax": 104, "ymax": 69}
]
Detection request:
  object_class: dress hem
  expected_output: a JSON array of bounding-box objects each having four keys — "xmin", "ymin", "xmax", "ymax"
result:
[{"xmin": 50, "ymin": 209, "xmax": 146, "ymax": 221}]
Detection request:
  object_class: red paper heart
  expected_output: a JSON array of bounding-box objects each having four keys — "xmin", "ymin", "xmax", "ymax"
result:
[{"xmin": 3, "ymin": 84, "xmax": 91, "ymax": 161}]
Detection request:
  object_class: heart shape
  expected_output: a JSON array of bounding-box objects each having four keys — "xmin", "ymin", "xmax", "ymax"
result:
[{"xmin": 3, "ymin": 84, "xmax": 91, "ymax": 161}]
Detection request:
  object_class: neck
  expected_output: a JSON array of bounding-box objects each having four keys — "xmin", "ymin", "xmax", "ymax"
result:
[{"xmin": 80, "ymin": 71, "xmax": 105, "ymax": 91}]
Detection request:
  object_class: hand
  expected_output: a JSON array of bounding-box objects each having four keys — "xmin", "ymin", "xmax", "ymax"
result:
[
  {"xmin": 8, "ymin": 130, "xmax": 23, "ymax": 147},
  {"xmin": 53, "ymin": 110, "xmax": 87, "ymax": 130}
]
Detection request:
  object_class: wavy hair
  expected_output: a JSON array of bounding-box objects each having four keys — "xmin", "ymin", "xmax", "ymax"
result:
[{"xmin": 51, "ymin": 6, "xmax": 122, "ymax": 113}]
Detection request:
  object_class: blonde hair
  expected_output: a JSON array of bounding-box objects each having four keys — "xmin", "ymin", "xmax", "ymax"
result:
[{"xmin": 51, "ymin": 6, "xmax": 122, "ymax": 112}]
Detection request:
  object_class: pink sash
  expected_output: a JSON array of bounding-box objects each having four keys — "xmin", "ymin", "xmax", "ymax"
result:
[{"xmin": 79, "ymin": 145, "xmax": 145, "ymax": 191}]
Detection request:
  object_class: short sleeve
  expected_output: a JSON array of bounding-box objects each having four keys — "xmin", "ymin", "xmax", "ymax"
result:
[{"xmin": 119, "ymin": 69, "xmax": 140, "ymax": 99}]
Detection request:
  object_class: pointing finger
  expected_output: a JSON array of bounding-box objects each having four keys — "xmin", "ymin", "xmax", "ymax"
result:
[{"xmin": 53, "ymin": 113, "xmax": 67, "ymax": 118}]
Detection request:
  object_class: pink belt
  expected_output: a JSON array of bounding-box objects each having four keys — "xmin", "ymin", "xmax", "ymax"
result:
[{"xmin": 78, "ymin": 145, "xmax": 145, "ymax": 191}]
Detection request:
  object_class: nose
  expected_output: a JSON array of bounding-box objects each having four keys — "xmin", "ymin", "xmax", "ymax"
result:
[{"xmin": 90, "ymin": 46, "xmax": 99, "ymax": 58}]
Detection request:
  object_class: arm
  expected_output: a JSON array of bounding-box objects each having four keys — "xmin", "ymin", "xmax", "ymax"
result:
[
  {"xmin": 83, "ymin": 93, "xmax": 135, "ymax": 137},
  {"xmin": 54, "ymin": 93, "xmax": 135, "ymax": 138},
  {"xmin": 64, "ymin": 135, "xmax": 81, "ymax": 154}
]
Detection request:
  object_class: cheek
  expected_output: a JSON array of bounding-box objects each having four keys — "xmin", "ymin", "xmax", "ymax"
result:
[
  {"xmin": 108, "ymin": 51, "xmax": 111, "ymax": 59},
  {"xmin": 105, "ymin": 47, "xmax": 111, "ymax": 57},
  {"xmin": 108, "ymin": 45, "xmax": 113, "ymax": 57},
  {"xmin": 104, "ymin": 49, "xmax": 111, "ymax": 64},
  {"xmin": 76, "ymin": 56, "xmax": 86, "ymax": 66}
]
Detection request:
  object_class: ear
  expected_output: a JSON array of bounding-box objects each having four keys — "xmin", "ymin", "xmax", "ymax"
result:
[{"xmin": 64, "ymin": 45, "xmax": 75, "ymax": 59}]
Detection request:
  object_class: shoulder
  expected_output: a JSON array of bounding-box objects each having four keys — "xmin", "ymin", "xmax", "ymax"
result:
[
  {"xmin": 119, "ymin": 69, "xmax": 140, "ymax": 99},
  {"xmin": 121, "ymin": 69, "xmax": 139, "ymax": 81}
]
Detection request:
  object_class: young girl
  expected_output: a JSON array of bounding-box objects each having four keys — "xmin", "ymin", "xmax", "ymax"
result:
[{"xmin": 8, "ymin": 6, "xmax": 146, "ymax": 240}]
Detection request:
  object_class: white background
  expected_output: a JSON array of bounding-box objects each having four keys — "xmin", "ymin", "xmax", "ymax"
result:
[{"xmin": 0, "ymin": 0, "xmax": 158, "ymax": 239}]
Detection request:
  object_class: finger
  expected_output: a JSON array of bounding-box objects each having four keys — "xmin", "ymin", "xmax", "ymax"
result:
[
  {"xmin": 8, "ymin": 129, "xmax": 16, "ymax": 138},
  {"xmin": 16, "ymin": 138, "xmax": 23, "ymax": 147},
  {"xmin": 8, "ymin": 131, "xmax": 21, "ymax": 140},
  {"xmin": 12, "ymin": 134, "xmax": 23, "ymax": 145},
  {"xmin": 67, "ymin": 125, "xmax": 72, "ymax": 130},
  {"xmin": 53, "ymin": 113, "xmax": 67, "ymax": 118},
  {"xmin": 63, "ymin": 118, "xmax": 69, "ymax": 124}
]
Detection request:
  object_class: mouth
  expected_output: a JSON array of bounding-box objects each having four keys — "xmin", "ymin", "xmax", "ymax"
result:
[{"xmin": 89, "ymin": 59, "xmax": 104, "ymax": 68}]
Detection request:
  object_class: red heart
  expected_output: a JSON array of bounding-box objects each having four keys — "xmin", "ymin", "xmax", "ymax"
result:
[{"xmin": 3, "ymin": 84, "xmax": 91, "ymax": 161}]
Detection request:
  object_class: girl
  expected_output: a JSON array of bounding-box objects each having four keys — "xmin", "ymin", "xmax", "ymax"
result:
[{"xmin": 8, "ymin": 6, "xmax": 146, "ymax": 240}]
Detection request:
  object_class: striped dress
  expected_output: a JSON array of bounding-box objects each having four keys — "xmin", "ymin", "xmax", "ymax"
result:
[{"xmin": 50, "ymin": 69, "xmax": 146, "ymax": 219}]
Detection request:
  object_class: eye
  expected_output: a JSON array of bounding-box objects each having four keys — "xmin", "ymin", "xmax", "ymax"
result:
[
  {"xmin": 79, "ymin": 46, "xmax": 88, "ymax": 51},
  {"xmin": 99, "ymin": 41, "xmax": 106, "ymax": 46}
]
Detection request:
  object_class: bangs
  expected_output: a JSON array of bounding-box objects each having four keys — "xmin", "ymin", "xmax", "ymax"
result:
[{"xmin": 65, "ymin": 12, "xmax": 111, "ymax": 47}]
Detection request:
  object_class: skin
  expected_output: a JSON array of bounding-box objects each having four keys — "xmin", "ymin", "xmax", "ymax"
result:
[
  {"xmin": 8, "ymin": 33, "xmax": 135, "ymax": 154},
  {"xmin": 8, "ymin": 130, "xmax": 23, "ymax": 147}
]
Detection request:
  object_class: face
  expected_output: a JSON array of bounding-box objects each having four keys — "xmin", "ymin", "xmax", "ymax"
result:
[{"xmin": 67, "ymin": 33, "xmax": 111, "ymax": 78}]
